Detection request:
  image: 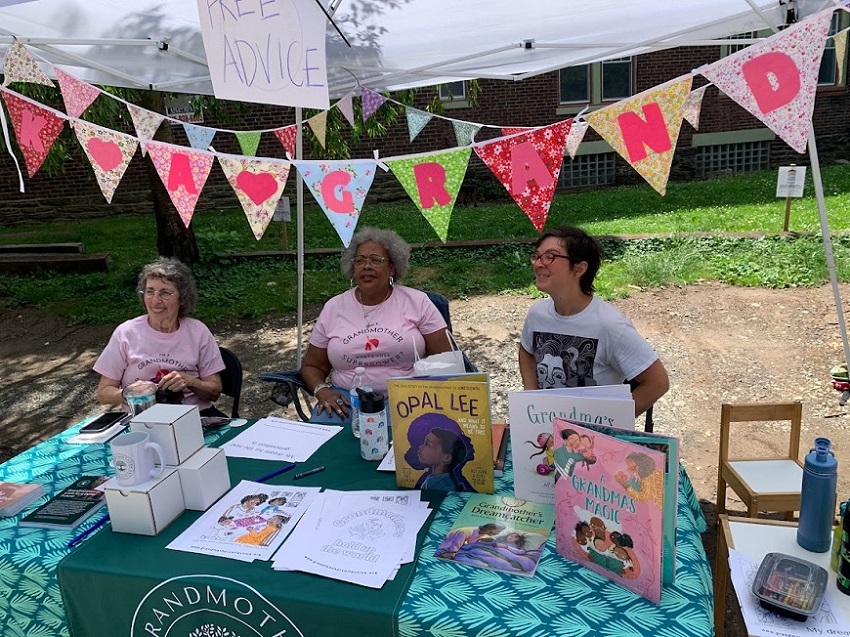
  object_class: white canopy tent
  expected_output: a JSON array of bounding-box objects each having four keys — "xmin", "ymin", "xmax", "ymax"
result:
[{"xmin": 0, "ymin": 0, "xmax": 846, "ymax": 373}]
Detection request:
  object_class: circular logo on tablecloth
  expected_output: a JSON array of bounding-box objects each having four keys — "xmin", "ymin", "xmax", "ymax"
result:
[{"xmin": 131, "ymin": 575, "xmax": 304, "ymax": 637}]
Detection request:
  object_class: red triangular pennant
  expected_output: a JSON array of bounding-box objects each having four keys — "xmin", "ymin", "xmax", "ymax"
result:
[
  {"xmin": 2, "ymin": 92, "xmax": 65, "ymax": 177},
  {"xmin": 273, "ymin": 125, "xmax": 298, "ymax": 157}
]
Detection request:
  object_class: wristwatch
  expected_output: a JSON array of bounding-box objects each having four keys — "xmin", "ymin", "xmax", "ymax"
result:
[{"xmin": 312, "ymin": 382, "xmax": 332, "ymax": 395}]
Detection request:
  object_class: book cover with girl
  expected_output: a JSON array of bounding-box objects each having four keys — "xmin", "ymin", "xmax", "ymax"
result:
[
  {"xmin": 387, "ymin": 373, "xmax": 494, "ymax": 493},
  {"xmin": 553, "ymin": 417, "xmax": 665, "ymax": 604}
]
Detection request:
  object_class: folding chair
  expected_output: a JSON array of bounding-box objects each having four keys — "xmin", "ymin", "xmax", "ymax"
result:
[{"xmin": 218, "ymin": 346, "xmax": 243, "ymax": 418}]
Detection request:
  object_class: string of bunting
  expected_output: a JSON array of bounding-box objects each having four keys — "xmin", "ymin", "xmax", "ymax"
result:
[{"xmin": 0, "ymin": 6, "xmax": 838, "ymax": 246}]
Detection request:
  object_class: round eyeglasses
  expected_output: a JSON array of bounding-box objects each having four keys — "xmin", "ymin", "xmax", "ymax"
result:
[
  {"xmin": 530, "ymin": 252, "xmax": 571, "ymax": 266},
  {"xmin": 142, "ymin": 289, "xmax": 176, "ymax": 300}
]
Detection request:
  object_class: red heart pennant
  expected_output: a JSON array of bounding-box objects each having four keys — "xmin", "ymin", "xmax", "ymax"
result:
[
  {"xmin": 236, "ymin": 170, "xmax": 278, "ymax": 206},
  {"xmin": 87, "ymin": 138, "xmax": 123, "ymax": 172}
]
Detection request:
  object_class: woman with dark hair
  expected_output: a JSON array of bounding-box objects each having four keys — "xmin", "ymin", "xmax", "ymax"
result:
[
  {"xmin": 94, "ymin": 257, "xmax": 226, "ymax": 416},
  {"xmin": 615, "ymin": 451, "xmax": 664, "ymax": 508},
  {"xmin": 415, "ymin": 427, "xmax": 473, "ymax": 491}
]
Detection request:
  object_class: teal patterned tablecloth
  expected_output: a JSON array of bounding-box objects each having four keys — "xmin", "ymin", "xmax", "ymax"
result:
[{"xmin": 0, "ymin": 421, "xmax": 713, "ymax": 637}]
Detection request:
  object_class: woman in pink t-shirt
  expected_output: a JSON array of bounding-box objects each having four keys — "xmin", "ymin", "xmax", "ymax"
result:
[
  {"xmin": 93, "ymin": 257, "xmax": 226, "ymax": 415},
  {"xmin": 302, "ymin": 227, "xmax": 452, "ymax": 421}
]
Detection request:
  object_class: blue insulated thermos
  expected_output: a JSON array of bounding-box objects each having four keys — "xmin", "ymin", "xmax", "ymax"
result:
[{"xmin": 797, "ymin": 437, "xmax": 838, "ymax": 553}]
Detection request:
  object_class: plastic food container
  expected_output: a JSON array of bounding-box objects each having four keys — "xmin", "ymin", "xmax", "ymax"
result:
[{"xmin": 751, "ymin": 552, "xmax": 828, "ymax": 621}]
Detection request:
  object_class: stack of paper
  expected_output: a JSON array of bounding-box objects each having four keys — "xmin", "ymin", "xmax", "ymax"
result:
[
  {"xmin": 167, "ymin": 480, "xmax": 321, "ymax": 562},
  {"xmin": 271, "ymin": 489, "xmax": 432, "ymax": 588},
  {"xmin": 220, "ymin": 417, "xmax": 342, "ymax": 462}
]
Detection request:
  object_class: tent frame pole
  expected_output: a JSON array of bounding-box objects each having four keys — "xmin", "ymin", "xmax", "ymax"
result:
[{"xmin": 296, "ymin": 106, "xmax": 305, "ymax": 367}]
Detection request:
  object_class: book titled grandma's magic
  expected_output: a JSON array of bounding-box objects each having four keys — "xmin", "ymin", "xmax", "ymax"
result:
[{"xmin": 435, "ymin": 494, "xmax": 555, "ymax": 577}]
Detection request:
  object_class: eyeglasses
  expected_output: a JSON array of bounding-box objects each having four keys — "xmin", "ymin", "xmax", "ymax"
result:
[
  {"xmin": 354, "ymin": 256, "xmax": 390, "ymax": 268},
  {"xmin": 530, "ymin": 252, "xmax": 573, "ymax": 266},
  {"xmin": 142, "ymin": 288, "xmax": 176, "ymax": 300}
]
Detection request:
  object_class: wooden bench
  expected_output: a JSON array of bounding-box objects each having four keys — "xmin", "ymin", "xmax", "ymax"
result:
[{"xmin": 0, "ymin": 252, "xmax": 112, "ymax": 274}]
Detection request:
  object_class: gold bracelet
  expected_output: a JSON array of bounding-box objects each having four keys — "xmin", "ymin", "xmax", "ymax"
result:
[{"xmin": 313, "ymin": 382, "xmax": 331, "ymax": 395}]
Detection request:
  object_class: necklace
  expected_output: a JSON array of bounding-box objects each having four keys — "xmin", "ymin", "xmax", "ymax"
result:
[{"xmin": 356, "ymin": 287, "xmax": 392, "ymax": 329}]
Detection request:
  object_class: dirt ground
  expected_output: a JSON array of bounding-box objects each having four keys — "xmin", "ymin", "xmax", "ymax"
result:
[{"xmin": 4, "ymin": 281, "xmax": 850, "ymax": 635}]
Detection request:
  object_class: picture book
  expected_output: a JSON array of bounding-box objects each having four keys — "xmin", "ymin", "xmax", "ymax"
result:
[
  {"xmin": 552, "ymin": 418, "xmax": 665, "ymax": 604},
  {"xmin": 435, "ymin": 494, "xmax": 555, "ymax": 577},
  {"xmin": 508, "ymin": 386, "xmax": 635, "ymax": 504},
  {"xmin": 492, "ymin": 421, "xmax": 509, "ymax": 478},
  {"xmin": 19, "ymin": 475, "xmax": 108, "ymax": 530},
  {"xmin": 560, "ymin": 418, "xmax": 680, "ymax": 585},
  {"xmin": 387, "ymin": 372, "xmax": 494, "ymax": 493},
  {"xmin": 0, "ymin": 481, "xmax": 45, "ymax": 517}
]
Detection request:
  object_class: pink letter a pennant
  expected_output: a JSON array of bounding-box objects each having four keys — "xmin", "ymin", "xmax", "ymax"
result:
[{"xmin": 143, "ymin": 140, "xmax": 214, "ymax": 228}]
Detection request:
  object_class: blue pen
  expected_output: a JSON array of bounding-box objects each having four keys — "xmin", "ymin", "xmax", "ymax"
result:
[
  {"xmin": 255, "ymin": 463, "xmax": 297, "ymax": 483},
  {"xmin": 67, "ymin": 514, "xmax": 110, "ymax": 548}
]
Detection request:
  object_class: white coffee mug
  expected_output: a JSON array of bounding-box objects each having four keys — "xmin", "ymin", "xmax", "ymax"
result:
[{"xmin": 110, "ymin": 431, "xmax": 165, "ymax": 486}]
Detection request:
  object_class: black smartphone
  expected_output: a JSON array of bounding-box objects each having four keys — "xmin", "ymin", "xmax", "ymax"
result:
[
  {"xmin": 80, "ymin": 411, "xmax": 129, "ymax": 434},
  {"xmin": 201, "ymin": 416, "xmax": 231, "ymax": 429}
]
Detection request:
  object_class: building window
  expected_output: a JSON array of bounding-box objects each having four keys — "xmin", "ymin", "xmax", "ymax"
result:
[
  {"xmin": 818, "ymin": 13, "xmax": 840, "ymax": 85},
  {"xmin": 560, "ymin": 153, "xmax": 617, "ymax": 188},
  {"xmin": 439, "ymin": 81, "xmax": 466, "ymax": 101},
  {"xmin": 694, "ymin": 141, "xmax": 771, "ymax": 177},
  {"xmin": 559, "ymin": 58, "xmax": 633, "ymax": 105},
  {"xmin": 724, "ymin": 31, "xmax": 757, "ymax": 56}
]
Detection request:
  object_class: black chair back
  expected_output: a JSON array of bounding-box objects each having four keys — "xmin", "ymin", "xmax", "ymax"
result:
[{"xmin": 219, "ymin": 346, "xmax": 243, "ymax": 418}]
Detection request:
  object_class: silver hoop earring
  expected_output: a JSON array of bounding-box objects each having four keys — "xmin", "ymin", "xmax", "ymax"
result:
[
  {"xmin": 350, "ymin": 278, "xmax": 355, "ymax": 288},
  {"xmin": 389, "ymin": 276, "xmax": 394, "ymax": 287}
]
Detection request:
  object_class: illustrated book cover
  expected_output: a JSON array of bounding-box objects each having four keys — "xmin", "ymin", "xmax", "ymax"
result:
[
  {"xmin": 435, "ymin": 494, "xmax": 555, "ymax": 577},
  {"xmin": 560, "ymin": 418, "xmax": 680, "ymax": 585},
  {"xmin": 492, "ymin": 421, "xmax": 509, "ymax": 478},
  {"xmin": 19, "ymin": 475, "xmax": 107, "ymax": 529},
  {"xmin": 387, "ymin": 372, "xmax": 494, "ymax": 493},
  {"xmin": 552, "ymin": 417, "xmax": 665, "ymax": 604},
  {"xmin": 0, "ymin": 481, "xmax": 45, "ymax": 517},
  {"xmin": 508, "ymin": 386, "xmax": 635, "ymax": 504}
]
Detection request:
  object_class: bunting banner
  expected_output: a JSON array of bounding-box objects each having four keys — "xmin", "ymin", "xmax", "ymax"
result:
[
  {"xmin": 218, "ymin": 156, "xmax": 291, "ymax": 240},
  {"xmin": 386, "ymin": 147, "xmax": 472, "ymax": 242},
  {"xmin": 126, "ymin": 103, "xmax": 164, "ymax": 157},
  {"xmin": 183, "ymin": 122, "xmax": 216, "ymax": 150},
  {"xmin": 307, "ymin": 111, "xmax": 328, "ymax": 148},
  {"xmin": 501, "ymin": 126, "xmax": 533, "ymax": 136},
  {"xmin": 586, "ymin": 77, "xmax": 692, "ymax": 195},
  {"xmin": 143, "ymin": 140, "xmax": 214, "ymax": 228},
  {"xmin": 72, "ymin": 120, "xmax": 138, "ymax": 204},
  {"xmin": 235, "ymin": 131, "xmax": 261, "ymax": 157},
  {"xmin": 294, "ymin": 160, "xmax": 377, "ymax": 247},
  {"xmin": 54, "ymin": 68, "xmax": 100, "ymax": 119},
  {"xmin": 566, "ymin": 120, "xmax": 588, "ymax": 159},
  {"xmin": 683, "ymin": 85, "xmax": 709, "ymax": 130},
  {"xmin": 273, "ymin": 125, "xmax": 297, "ymax": 157},
  {"xmin": 1, "ymin": 91, "xmax": 65, "ymax": 178},
  {"xmin": 453, "ymin": 120, "xmax": 482, "ymax": 146},
  {"xmin": 336, "ymin": 93, "xmax": 356, "ymax": 127},
  {"xmin": 361, "ymin": 88, "xmax": 387, "ymax": 121},
  {"xmin": 835, "ymin": 30, "xmax": 848, "ymax": 86},
  {"xmin": 406, "ymin": 108, "xmax": 433, "ymax": 142},
  {"xmin": 699, "ymin": 10, "xmax": 833, "ymax": 154},
  {"xmin": 2, "ymin": 41, "xmax": 54, "ymax": 87},
  {"xmin": 474, "ymin": 119, "xmax": 571, "ymax": 232}
]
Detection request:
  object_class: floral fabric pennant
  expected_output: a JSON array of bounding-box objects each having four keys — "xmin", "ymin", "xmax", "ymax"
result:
[
  {"xmin": 273, "ymin": 125, "xmax": 297, "ymax": 157},
  {"xmin": 406, "ymin": 108, "xmax": 433, "ymax": 142},
  {"xmin": 361, "ymin": 88, "xmax": 387, "ymax": 121},
  {"xmin": 683, "ymin": 85, "xmax": 709, "ymax": 130},
  {"xmin": 474, "ymin": 119, "xmax": 571, "ymax": 232},
  {"xmin": 72, "ymin": 121, "xmax": 138, "ymax": 203},
  {"xmin": 54, "ymin": 68, "xmax": 100, "ymax": 119},
  {"xmin": 501, "ymin": 126, "xmax": 533, "ymax": 137},
  {"xmin": 699, "ymin": 10, "xmax": 833, "ymax": 153},
  {"xmin": 3, "ymin": 41, "xmax": 54, "ymax": 87},
  {"xmin": 293, "ymin": 160, "xmax": 377, "ymax": 247},
  {"xmin": 235, "ymin": 131, "xmax": 262, "ymax": 157},
  {"xmin": 126, "ymin": 103, "xmax": 163, "ymax": 157},
  {"xmin": 336, "ymin": 93, "xmax": 356, "ymax": 127},
  {"xmin": 307, "ymin": 111, "xmax": 328, "ymax": 148},
  {"xmin": 143, "ymin": 140, "xmax": 214, "ymax": 228},
  {"xmin": 218, "ymin": 156, "xmax": 291, "ymax": 240},
  {"xmin": 2, "ymin": 92, "xmax": 65, "ymax": 177},
  {"xmin": 453, "ymin": 120, "xmax": 481, "ymax": 146},
  {"xmin": 566, "ymin": 120, "xmax": 588, "ymax": 159},
  {"xmin": 182, "ymin": 122, "xmax": 216, "ymax": 150},
  {"xmin": 386, "ymin": 147, "xmax": 472, "ymax": 242},
  {"xmin": 586, "ymin": 78, "xmax": 692, "ymax": 195}
]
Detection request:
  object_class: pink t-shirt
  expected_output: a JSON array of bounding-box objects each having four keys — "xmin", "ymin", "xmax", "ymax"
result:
[
  {"xmin": 309, "ymin": 285, "xmax": 447, "ymax": 393},
  {"xmin": 93, "ymin": 315, "xmax": 225, "ymax": 410}
]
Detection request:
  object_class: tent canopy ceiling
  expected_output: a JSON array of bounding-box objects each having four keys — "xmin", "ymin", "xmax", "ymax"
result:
[{"xmin": 0, "ymin": 0, "xmax": 825, "ymax": 98}]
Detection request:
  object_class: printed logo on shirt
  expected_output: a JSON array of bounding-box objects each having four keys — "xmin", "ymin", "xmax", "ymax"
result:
[{"xmin": 532, "ymin": 332, "xmax": 599, "ymax": 388}]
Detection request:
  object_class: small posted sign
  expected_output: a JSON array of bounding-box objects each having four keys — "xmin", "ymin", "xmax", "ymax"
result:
[{"xmin": 776, "ymin": 166, "xmax": 806, "ymax": 198}]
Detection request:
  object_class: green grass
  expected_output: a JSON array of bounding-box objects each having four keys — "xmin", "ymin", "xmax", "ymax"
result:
[{"xmin": 2, "ymin": 165, "xmax": 850, "ymax": 325}]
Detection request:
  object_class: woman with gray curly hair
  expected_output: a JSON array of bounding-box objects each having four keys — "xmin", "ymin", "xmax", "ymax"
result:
[
  {"xmin": 94, "ymin": 257, "xmax": 226, "ymax": 415},
  {"xmin": 301, "ymin": 227, "xmax": 452, "ymax": 422}
]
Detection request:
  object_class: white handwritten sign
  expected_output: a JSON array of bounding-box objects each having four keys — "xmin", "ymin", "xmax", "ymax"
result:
[
  {"xmin": 776, "ymin": 166, "xmax": 806, "ymax": 198},
  {"xmin": 197, "ymin": 0, "xmax": 329, "ymax": 109}
]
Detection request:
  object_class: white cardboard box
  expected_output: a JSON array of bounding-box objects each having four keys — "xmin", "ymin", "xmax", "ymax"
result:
[
  {"xmin": 178, "ymin": 447, "xmax": 231, "ymax": 511},
  {"xmin": 104, "ymin": 469, "xmax": 185, "ymax": 536},
  {"xmin": 130, "ymin": 404, "xmax": 204, "ymax": 466}
]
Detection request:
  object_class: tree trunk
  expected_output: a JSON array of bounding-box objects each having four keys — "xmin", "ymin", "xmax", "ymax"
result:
[{"xmin": 139, "ymin": 91, "xmax": 199, "ymax": 263}]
